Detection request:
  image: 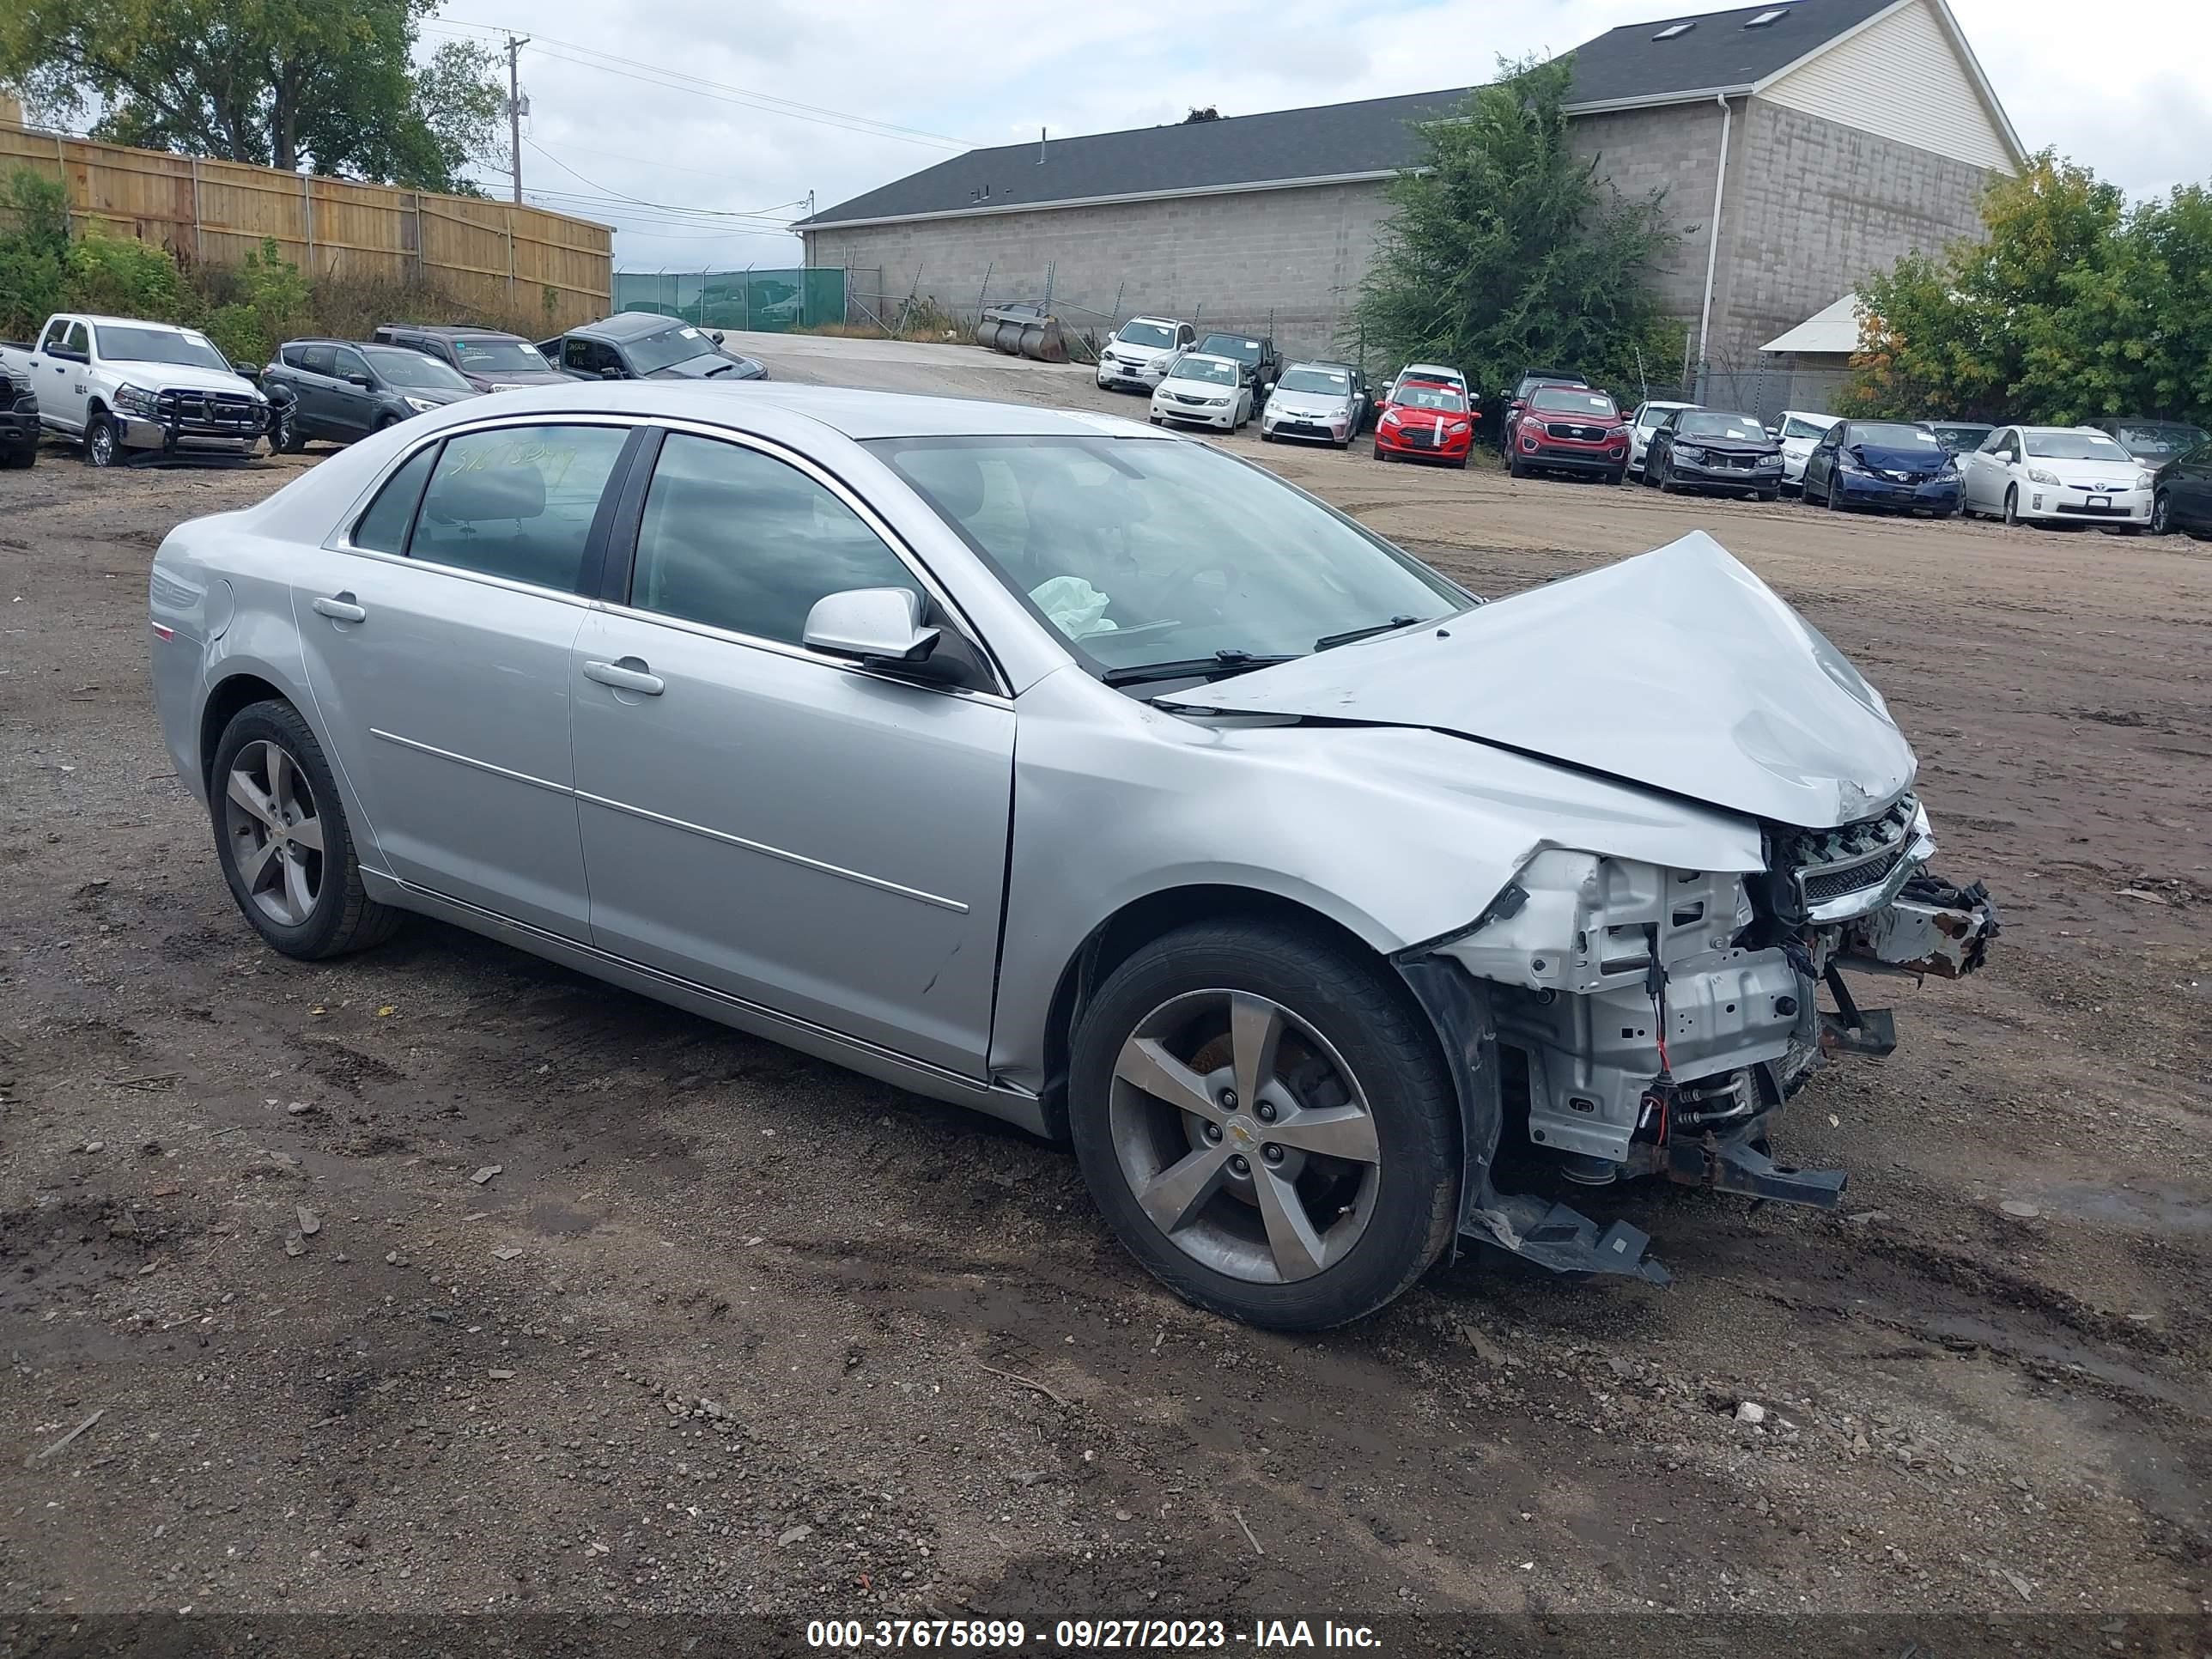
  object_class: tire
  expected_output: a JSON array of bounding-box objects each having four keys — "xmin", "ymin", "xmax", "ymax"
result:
[
  {"xmin": 2151, "ymin": 490, "xmax": 2172, "ymax": 535},
  {"xmin": 1933, "ymin": 507, "xmax": 1956, "ymax": 520},
  {"xmin": 1372, "ymin": 446, "xmax": 1389, "ymax": 463},
  {"xmin": 1507, "ymin": 455, "xmax": 1526, "ymax": 479},
  {"xmin": 1756, "ymin": 487, "xmax": 1778, "ymax": 501},
  {"xmin": 83, "ymin": 412, "xmax": 118, "ymax": 469},
  {"xmin": 1455, "ymin": 454, "xmax": 1470, "ymax": 470},
  {"xmin": 210, "ymin": 699, "xmax": 402, "ymax": 960},
  {"xmin": 2003, "ymin": 484, "xmax": 2021, "ymax": 526},
  {"xmin": 1, "ymin": 442, "xmax": 33, "ymax": 470},
  {"xmin": 1827, "ymin": 475, "xmax": 1847, "ymax": 512},
  {"xmin": 1609, "ymin": 468, "xmax": 1627, "ymax": 487},
  {"xmin": 273, "ymin": 407, "xmax": 305, "ymax": 455},
  {"xmin": 1067, "ymin": 920, "xmax": 1460, "ymax": 1330},
  {"xmin": 1656, "ymin": 459, "xmax": 1679, "ymax": 494}
]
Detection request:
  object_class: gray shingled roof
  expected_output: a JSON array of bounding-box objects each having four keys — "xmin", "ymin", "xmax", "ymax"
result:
[{"xmin": 800, "ymin": 0, "xmax": 1899, "ymax": 229}]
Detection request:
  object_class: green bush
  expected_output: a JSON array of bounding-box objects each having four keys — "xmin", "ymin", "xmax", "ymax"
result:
[
  {"xmin": 62, "ymin": 228, "xmax": 184, "ymax": 318},
  {"xmin": 0, "ymin": 170, "xmax": 70, "ymax": 337}
]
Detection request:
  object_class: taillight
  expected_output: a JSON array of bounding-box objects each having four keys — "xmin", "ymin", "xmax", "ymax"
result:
[{"xmin": 150, "ymin": 622, "xmax": 175, "ymax": 641}]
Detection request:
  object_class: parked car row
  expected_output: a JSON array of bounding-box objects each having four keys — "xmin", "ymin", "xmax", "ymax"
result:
[{"xmin": 0, "ymin": 307, "xmax": 772, "ymax": 469}]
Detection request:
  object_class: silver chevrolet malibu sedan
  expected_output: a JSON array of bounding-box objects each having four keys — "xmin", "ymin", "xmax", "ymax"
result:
[{"xmin": 149, "ymin": 382, "xmax": 1998, "ymax": 1328}]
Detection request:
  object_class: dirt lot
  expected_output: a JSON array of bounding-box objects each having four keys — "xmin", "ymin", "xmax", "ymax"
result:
[{"xmin": 2, "ymin": 346, "xmax": 2209, "ymax": 1654}]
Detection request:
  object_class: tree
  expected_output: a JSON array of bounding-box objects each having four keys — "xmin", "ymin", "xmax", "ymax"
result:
[
  {"xmin": 0, "ymin": 0, "xmax": 506, "ymax": 193},
  {"xmin": 1350, "ymin": 54, "xmax": 1684, "ymax": 398},
  {"xmin": 1841, "ymin": 151, "xmax": 2212, "ymax": 426}
]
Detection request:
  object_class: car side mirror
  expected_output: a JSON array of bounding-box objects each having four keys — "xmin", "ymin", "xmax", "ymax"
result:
[
  {"xmin": 708, "ymin": 331, "xmax": 725, "ymax": 345},
  {"xmin": 804, "ymin": 587, "xmax": 940, "ymax": 665},
  {"xmin": 234, "ymin": 360, "xmax": 258, "ymax": 376},
  {"xmin": 343, "ymin": 372, "xmax": 371, "ymax": 388}
]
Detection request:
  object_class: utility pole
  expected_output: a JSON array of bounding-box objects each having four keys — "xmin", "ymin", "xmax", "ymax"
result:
[{"xmin": 506, "ymin": 34, "xmax": 531, "ymax": 204}]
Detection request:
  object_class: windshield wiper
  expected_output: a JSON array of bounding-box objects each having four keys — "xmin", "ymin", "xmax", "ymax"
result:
[
  {"xmin": 1101, "ymin": 649, "xmax": 1299, "ymax": 688},
  {"xmin": 1314, "ymin": 615, "xmax": 1422, "ymax": 651}
]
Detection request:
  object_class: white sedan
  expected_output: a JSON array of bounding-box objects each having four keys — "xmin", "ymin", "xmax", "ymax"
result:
[
  {"xmin": 1148, "ymin": 353, "xmax": 1251, "ymax": 432},
  {"xmin": 1960, "ymin": 425, "xmax": 2154, "ymax": 530},
  {"xmin": 1776, "ymin": 409, "xmax": 1841, "ymax": 489},
  {"xmin": 1626, "ymin": 400, "xmax": 1694, "ymax": 477}
]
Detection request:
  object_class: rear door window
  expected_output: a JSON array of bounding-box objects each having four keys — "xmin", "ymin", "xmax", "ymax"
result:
[
  {"xmin": 627, "ymin": 432, "xmax": 919, "ymax": 647},
  {"xmin": 407, "ymin": 424, "xmax": 632, "ymax": 591},
  {"xmin": 351, "ymin": 446, "xmax": 439, "ymax": 554},
  {"xmin": 300, "ymin": 344, "xmax": 337, "ymax": 378}
]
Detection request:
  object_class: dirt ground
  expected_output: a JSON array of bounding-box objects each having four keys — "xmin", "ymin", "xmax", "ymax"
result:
[{"xmin": 2, "ymin": 345, "xmax": 2208, "ymax": 1655}]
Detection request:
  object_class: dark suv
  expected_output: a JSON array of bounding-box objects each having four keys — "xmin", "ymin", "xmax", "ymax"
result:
[
  {"xmin": 370, "ymin": 324, "xmax": 571, "ymax": 392},
  {"xmin": 263, "ymin": 340, "xmax": 478, "ymax": 450},
  {"xmin": 0, "ymin": 360, "xmax": 37, "ymax": 469},
  {"xmin": 1193, "ymin": 332, "xmax": 1279, "ymax": 405},
  {"xmin": 537, "ymin": 313, "xmax": 767, "ymax": 381}
]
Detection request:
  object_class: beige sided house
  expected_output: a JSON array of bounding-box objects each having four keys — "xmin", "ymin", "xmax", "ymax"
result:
[{"xmin": 797, "ymin": 0, "xmax": 2022, "ymax": 404}]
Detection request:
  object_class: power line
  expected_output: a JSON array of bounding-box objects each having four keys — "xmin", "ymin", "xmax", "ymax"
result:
[
  {"xmin": 520, "ymin": 139, "xmax": 804, "ymax": 222},
  {"xmin": 422, "ymin": 19, "xmax": 972, "ymax": 149}
]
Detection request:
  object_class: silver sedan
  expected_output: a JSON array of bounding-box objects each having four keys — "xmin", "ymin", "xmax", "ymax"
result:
[{"xmin": 149, "ymin": 382, "xmax": 1997, "ymax": 1328}]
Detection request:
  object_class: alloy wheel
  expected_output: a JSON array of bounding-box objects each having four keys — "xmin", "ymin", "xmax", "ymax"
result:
[
  {"xmin": 88, "ymin": 421, "xmax": 115, "ymax": 467},
  {"xmin": 2153, "ymin": 491, "xmax": 2171, "ymax": 534},
  {"xmin": 1108, "ymin": 989, "xmax": 1382, "ymax": 1285},
  {"xmin": 222, "ymin": 738, "xmax": 325, "ymax": 927}
]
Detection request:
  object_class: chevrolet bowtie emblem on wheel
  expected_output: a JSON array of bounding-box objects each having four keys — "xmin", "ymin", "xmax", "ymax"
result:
[{"xmin": 1230, "ymin": 1122, "xmax": 1255, "ymax": 1146}]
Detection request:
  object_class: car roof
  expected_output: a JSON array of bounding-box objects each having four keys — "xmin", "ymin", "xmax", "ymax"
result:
[
  {"xmin": 1778, "ymin": 407, "xmax": 1834, "ymax": 420},
  {"xmin": 1400, "ymin": 362, "xmax": 1464, "ymax": 377},
  {"xmin": 380, "ymin": 323, "xmax": 528, "ymax": 339},
  {"xmin": 392, "ymin": 378, "xmax": 1164, "ymax": 441},
  {"xmin": 1197, "ymin": 331, "xmax": 1267, "ymax": 343},
  {"xmin": 577, "ymin": 312, "xmax": 694, "ymax": 340},
  {"xmin": 75, "ymin": 314, "xmax": 204, "ymax": 331},
  {"xmin": 1168, "ymin": 353, "xmax": 1240, "ymax": 373}
]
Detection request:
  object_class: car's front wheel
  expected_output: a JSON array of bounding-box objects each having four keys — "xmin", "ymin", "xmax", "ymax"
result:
[
  {"xmin": 1068, "ymin": 921, "xmax": 1460, "ymax": 1330},
  {"xmin": 84, "ymin": 413, "xmax": 118, "ymax": 468},
  {"xmin": 2152, "ymin": 490, "xmax": 2172, "ymax": 535},
  {"xmin": 210, "ymin": 700, "xmax": 401, "ymax": 959}
]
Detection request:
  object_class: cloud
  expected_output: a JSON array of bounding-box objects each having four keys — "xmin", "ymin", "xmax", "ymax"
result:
[{"xmin": 461, "ymin": 0, "xmax": 2212, "ymax": 271}]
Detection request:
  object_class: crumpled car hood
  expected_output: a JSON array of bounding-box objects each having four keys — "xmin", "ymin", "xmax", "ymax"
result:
[{"xmin": 1160, "ymin": 531, "xmax": 1916, "ymax": 830}]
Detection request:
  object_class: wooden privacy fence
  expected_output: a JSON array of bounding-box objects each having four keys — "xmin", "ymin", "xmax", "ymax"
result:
[{"xmin": 0, "ymin": 120, "xmax": 613, "ymax": 331}]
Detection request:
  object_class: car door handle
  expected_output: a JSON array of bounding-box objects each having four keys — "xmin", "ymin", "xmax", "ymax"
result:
[
  {"xmin": 583, "ymin": 658, "xmax": 664, "ymax": 696},
  {"xmin": 312, "ymin": 593, "xmax": 367, "ymax": 623}
]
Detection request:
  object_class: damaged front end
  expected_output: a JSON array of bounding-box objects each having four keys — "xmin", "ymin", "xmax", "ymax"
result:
[{"xmin": 1397, "ymin": 790, "xmax": 1999, "ymax": 1285}]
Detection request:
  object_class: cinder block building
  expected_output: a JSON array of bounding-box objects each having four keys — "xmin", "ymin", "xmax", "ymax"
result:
[{"xmin": 797, "ymin": 0, "xmax": 2022, "ymax": 404}]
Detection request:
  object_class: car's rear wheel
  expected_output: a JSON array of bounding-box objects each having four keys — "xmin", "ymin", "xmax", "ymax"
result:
[
  {"xmin": 1068, "ymin": 921, "xmax": 1460, "ymax": 1330},
  {"xmin": 211, "ymin": 701, "xmax": 401, "ymax": 960}
]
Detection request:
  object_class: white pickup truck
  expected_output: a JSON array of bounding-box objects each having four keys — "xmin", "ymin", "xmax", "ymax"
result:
[{"xmin": 0, "ymin": 313, "xmax": 270, "ymax": 467}]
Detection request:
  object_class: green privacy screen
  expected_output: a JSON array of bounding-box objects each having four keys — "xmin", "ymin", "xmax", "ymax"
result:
[{"xmin": 610, "ymin": 268, "xmax": 847, "ymax": 332}]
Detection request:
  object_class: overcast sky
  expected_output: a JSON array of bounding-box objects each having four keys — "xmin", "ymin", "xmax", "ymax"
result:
[{"xmin": 426, "ymin": 0, "xmax": 2212, "ymax": 273}]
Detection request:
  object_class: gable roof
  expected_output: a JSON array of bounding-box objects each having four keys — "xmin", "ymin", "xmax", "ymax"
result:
[{"xmin": 799, "ymin": 0, "xmax": 2005, "ymax": 231}]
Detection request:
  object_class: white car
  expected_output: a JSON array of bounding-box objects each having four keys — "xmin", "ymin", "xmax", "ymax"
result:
[
  {"xmin": 1096, "ymin": 316, "xmax": 1195, "ymax": 392},
  {"xmin": 1148, "ymin": 353, "xmax": 1251, "ymax": 432},
  {"xmin": 0, "ymin": 312, "xmax": 267, "ymax": 467},
  {"xmin": 1627, "ymin": 400, "xmax": 1695, "ymax": 477},
  {"xmin": 1776, "ymin": 409, "xmax": 1842, "ymax": 489},
  {"xmin": 1960, "ymin": 425, "xmax": 2154, "ymax": 530},
  {"xmin": 1387, "ymin": 363, "xmax": 1468, "ymax": 403},
  {"xmin": 1261, "ymin": 362, "xmax": 1363, "ymax": 448}
]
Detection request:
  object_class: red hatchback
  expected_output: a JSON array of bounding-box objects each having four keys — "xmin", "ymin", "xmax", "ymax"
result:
[
  {"xmin": 1508, "ymin": 385, "xmax": 1631, "ymax": 483},
  {"xmin": 1373, "ymin": 380, "xmax": 1475, "ymax": 466}
]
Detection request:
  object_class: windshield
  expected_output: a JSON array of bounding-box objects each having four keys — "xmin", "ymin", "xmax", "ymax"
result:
[
  {"xmin": 1116, "ymin": 320, "xmax": 1176, "ymax": 349},
  {"xmin": 873, "ymin": 435, "xmax": 1465, "ymax": 677},
  {"xmin": 1929, "ymin": 423, "xmax": 1990, "ymax": 450},
  {"xmin": 94, "ymin": 326, "xmax": 230, "ymax": 373},
  {"xmin": 1531, "ymin": 387, "xmax": 1617, "ymax": 417},
  {"xmin": 2024, "ymin": 431, "xmax": 2130, "ymax": 461},
  {"xmin": 2110, "ymin": 422, "xmax": 2205, "ymax": 459},
  {"xmin": 625, "ymin": 325, "xmax": 721, "ymax": 375},
  {"xmin": 1678, "ymin": 412, "xmax": 1767, "ymax": 441},
  {"xmin": 1172, "ymin": 358, "xmax": 1239, "ymax": 387},
  {"xmin": 1198, "ymin": 336, "xmax": 1261, "ymax": 364},
  {"xmin": 364, "ymin": 347, "xmax": 471, "ymax": 391},
  {"xmin": 1396, "ymin": 385, "xmax": 1467, "ymax": 413},
  {"xmin": 1518, "ymin": 374, "xmax": 1583, "ymax": 398},
  {"xmin": 451, "ymin": 337, "xmax": 550, "ymax": 374},
  {"xmin": 1637, "ymin": 404, "xmax": 1685, "ymax": 432},
  {"xmin": 1278, "ymin": 368, "xmax": 1351, "ymax": 397},
  {"xmin": 1782, "ymin": 416, "xmax": 1833, "ymax": 440},
  {"xmin": 1847, "ymin": 422, "xmax": 1940, "ymax": 449}
]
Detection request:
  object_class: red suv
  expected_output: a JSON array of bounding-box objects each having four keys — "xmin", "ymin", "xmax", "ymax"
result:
[
  {"xmin": 1508, "ymin": 385, "xmax": 1631, "ymax": 483},
  {"xmin": 1373, "ymin": 380, "xmax": 1476, "ymax": 467}
]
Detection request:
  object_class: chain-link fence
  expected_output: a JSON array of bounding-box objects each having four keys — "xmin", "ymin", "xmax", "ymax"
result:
[{"xmin": 611, "ymin": 267, "xmax": 848, "ymax": 333}]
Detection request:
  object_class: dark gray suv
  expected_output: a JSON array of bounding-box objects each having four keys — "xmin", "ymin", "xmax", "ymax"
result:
[{"xmin": 264, "ymin": 341, "xmax": 478, "ymax": 451}]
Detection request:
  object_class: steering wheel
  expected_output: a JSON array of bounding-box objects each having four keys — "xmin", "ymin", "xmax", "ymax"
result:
[{"xmin": 1146, "ymin": 556, "xmax": 1239, "ymax": 619}]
